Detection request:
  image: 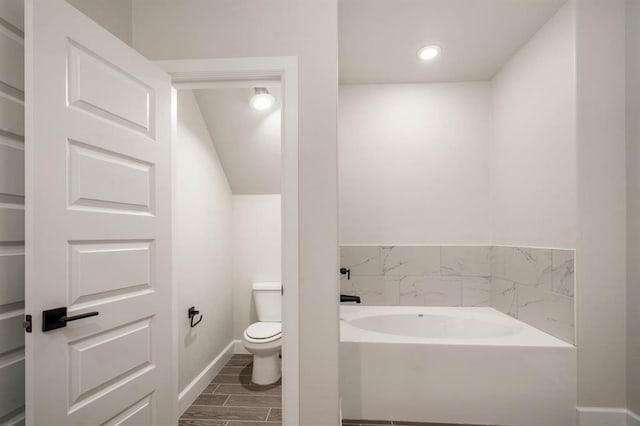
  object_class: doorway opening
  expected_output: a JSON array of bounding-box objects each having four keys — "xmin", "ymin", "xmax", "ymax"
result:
[{"xmin": 159, "ymin": 58, "xmax": 299, "ymax": 425}]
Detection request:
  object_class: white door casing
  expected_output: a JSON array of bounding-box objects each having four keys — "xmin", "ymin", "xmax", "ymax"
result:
[
  {"xmin": 0, "ymin": 0, "xmax": 26, "ymax": 424},
  {"xmin": 25, "ymin": 1, "xmax": 175, "ymax": 424},
  {"xmin": 158, "ymin": 57, "xmax": 299, "ymax": 426}
]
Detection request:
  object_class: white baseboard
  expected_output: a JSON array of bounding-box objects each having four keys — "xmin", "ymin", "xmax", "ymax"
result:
[
  {"xmin": 233, "ymin": 339, "xmax": 250, "ymax": 355},
  {"xmin": 177, "ymin": 340, "xmax": 235, "ymax": 415},
  {"xmin": 578, "ymin": 407, "xmax": 640, "ymax": 426}
]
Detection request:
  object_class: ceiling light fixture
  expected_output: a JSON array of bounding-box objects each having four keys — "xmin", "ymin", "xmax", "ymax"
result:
[
  {"xmin": 250, "ymin": 87, "xmax": 275, "ymax": 110},
  {"xmin": 417, "ymin": 45, "xmax": 441, "ymax": 62}
]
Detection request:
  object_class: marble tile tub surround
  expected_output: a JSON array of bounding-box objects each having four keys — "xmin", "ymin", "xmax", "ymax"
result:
[
  {"xmin": 340, "ymin": 245, "xmax": 493, "ymax": 308},
  {"xmin": 340, "ymin": 245, "xmax": 575, "ymax": 344}
]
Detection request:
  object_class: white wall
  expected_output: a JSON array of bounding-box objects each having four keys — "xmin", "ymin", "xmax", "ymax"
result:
[
  {"xmin": 339, "ymin": 82, "xmax": 492, "ymax": 245},
  {"xmin": 66, "ymin": 0, "xmax": 132, "ymax": 45},
  {"xmin": 490, "ymin": 1, "xmax": 576, "ymax": 249},
  {"xmin": 339, "ymin": 3, "xmax": 577, "ymax": 249},
  {"xmin": 174, "ymin": 90, "xmax": 234, "ymax": 393},
  {"xmin": 132, "ymin": 2, "xmax": 339, "ymax": 422},
  {"xmin": 627, "ymin": 0, "xmax": 640, "ymax": 414},
  {"xmin": 232, "ymin": 195, "xmax": 281, "ymax": 339},
  {"xmin": 576, "ymin": 0, "xmax": 627, "ymax": 409}
]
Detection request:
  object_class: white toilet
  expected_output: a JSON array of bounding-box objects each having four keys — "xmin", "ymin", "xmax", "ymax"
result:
[{"xmin": 242, "ymin": 282, "xmax": 282, "ymax": 385}]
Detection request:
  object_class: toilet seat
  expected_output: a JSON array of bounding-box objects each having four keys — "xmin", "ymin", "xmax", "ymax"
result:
[
  {"xmin": 246, "ymin": 322, "xmax": 281, "ymax": 339},
  {"xmin": 244, "ymin": 322, "xmax": 282, "ymax": 344}
]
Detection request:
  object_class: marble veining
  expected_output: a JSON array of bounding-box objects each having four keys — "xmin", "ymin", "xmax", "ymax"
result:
[
  {"xmin": 399, "ymin": 276, "xmax": 462, "ymax": 307},
  {"xmin": 550, "ymin": 250, "xmax": 575, "ymax": 297},
  {"xmin": 340, "ymin": 245, "xmax": 575, "ymax": 344},
  {"xmin": 381, "ymin": 246, "xmax": 440, "ymax": 276},
  {"xmin": 517, "ymin": 284, "xmax": 574, "ymax": 343},
  {"xmin": 491, "ymin": 246, "xmax": 553, "ymax": 290},
  {"xmin": 462, "ymin": 277, "xmax": 491, "ymax": 307},
  {"xmin": 490, "ymin": 277, "xmax": 518, "ymax": 317},
  {"xmin": 341, "ymin": 276, "xmax": 400, "ymax": 305},
  {"xmin": 441, "ymin": 246, "xmax": 491, "ymax": 277},
  {"xmin": 341, "ymin": 246, "xmax": 381, "ymax": 275},
  {"xmin": 489, "ymin": 247, "xmax": 575, "ymax": 343}
]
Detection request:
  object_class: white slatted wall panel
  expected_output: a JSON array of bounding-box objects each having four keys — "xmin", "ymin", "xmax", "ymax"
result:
[{"xmin": 0, "ymin": 0, "xmax": 24, "ymax": 424}]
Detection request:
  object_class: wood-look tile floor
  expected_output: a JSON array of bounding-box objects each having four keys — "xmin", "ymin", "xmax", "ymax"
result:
[
  {"xmin": 343, "ymin": 421, "xmax": 497, "ymax": 426},
  {"xmin": 180, "ymin": 354, "xmax": 281, "ymax": 426}
]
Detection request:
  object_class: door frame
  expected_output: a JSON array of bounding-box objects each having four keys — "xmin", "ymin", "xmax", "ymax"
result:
[{"xmin": 155, "ymin": 57, "xmax": 299, "ymax": 425}]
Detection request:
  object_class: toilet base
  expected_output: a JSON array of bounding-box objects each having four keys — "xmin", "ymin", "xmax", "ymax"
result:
[{"xmin": 252, "ymin": 352, "xmax": 281, "ymax": 385}]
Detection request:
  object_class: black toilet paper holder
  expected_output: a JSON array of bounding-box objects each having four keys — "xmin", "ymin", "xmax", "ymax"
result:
[{"xmin": 188, "ymin": 306, "xmax": 203, "ymax": 328}]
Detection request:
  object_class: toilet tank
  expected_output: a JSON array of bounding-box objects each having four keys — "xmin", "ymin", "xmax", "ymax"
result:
[{"xmin": 253, "ymin": 282, "xmax": 282, "ymax": 322}]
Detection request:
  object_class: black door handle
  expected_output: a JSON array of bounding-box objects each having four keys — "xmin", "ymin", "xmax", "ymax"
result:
[
  {"xmin": 42, "ymin": 307, "xmax": 99, "ymax": 332},
  {"xmin": 60, "ymin": 311, "xmax": 99, "ymax": 323}
]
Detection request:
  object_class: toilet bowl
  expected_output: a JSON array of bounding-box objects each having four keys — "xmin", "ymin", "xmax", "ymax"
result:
[
  {"xmin": 242, "ymin": 282, "xmax": 282, "ymax": 385},
  {"xmin": 242, "ymin": 321, "xmax": 282, "ymax": 385}
]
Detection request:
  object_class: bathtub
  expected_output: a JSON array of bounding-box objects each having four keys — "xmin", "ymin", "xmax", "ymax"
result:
[{"xmin": 340, "ymin": 306, "xmax": 576, "ymax": 426}]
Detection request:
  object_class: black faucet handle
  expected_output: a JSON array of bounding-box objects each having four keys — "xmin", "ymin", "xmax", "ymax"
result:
[{"xmin": 340, "ymin": 267, "xmax": 351, "ymax": 280}]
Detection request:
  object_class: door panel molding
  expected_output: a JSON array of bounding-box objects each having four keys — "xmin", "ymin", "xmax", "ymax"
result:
[
  {"xmin": 68, "ymin": 140, "xmax": 156, "ymax": 214},
  {"xmin": 67, "ymin": 39, "xmax": 155, "ymax": 136}
]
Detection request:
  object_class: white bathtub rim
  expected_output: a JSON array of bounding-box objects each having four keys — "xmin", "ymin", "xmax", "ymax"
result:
[{"xmin": 340, "ymin": 305, "xmax": 574, "ymax": 348}]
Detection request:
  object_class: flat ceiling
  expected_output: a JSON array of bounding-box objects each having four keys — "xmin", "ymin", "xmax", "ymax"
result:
[
  {"xmin": 194, "ymin": 88, "xmax": 281, "ymax": 195},
  {"xmin": 339, "ymin": 0, "xmax": 567, "ymax": 84}
]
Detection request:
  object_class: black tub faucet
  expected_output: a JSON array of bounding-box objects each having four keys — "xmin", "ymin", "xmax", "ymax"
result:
[{"xmin": 340, "ymin": 294, "xmax": 361, "ymax": 303}]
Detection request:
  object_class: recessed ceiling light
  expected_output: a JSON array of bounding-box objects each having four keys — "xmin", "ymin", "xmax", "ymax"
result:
[
  {"xmin": 250, "ymin": 87, "xmax": 275, "ymax": 110},
  {"xmin": 417, "ymin": 45, "xmax": 441, "ymax": 62}
]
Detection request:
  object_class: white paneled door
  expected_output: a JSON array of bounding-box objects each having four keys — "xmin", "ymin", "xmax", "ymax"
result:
[{"xmin": 25, "ymin": 1, "xmax": 174, "ymax": 425}]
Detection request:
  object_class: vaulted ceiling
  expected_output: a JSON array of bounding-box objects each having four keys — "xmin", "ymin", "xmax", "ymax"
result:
[{"xmin": 194, "ymin": 88, "xmax": 281, "ymax": 195}]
